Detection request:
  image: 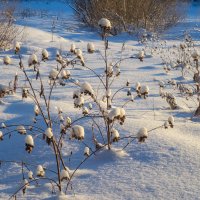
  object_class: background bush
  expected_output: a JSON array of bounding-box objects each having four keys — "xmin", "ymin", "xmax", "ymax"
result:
[
  {"xmin": 71, "ymin": 0, "xmax": 190, "ymax": 33},
  {"xmin": 0, "ymin": 0, "xmax": 20, "ymax": 50}
]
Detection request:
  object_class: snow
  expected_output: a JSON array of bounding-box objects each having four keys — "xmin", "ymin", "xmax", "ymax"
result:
[
  {"xmin": 71, "ymin": 125, "xmax": 85, "ymax": 140},
  {"xmin": 17, "ymin": 125, "xmax": 27, "ymax": 135},
  {"xmin": 81, "ymin": 82, "xmax": 94, "ymax": 96},
  {"xmin": 135, "ymin": 82, "xmax": 141, "ymax": 92},
  {"xmin": 137, "ymin": 127, "xmax": 148, "ymax": 142},
  {"xmin": 57, "ymin": 107, "xmax": 63, "ymax": 114},
  {"xmin": 111, "ymin": 128, "xmax": 120, "ymax": 142},
  {"xmin": 84, "ymin": 147, "xmax": 90, "ymax": 157},
  {"xmin": 119, "ymin": 108, "xmax": 126, "ymax": 119},
  {"xmin": 106, "ymin": 89, "xmax": 111, "ymax": 97},
  {"xmin": 88, "ymin": 103, "xmax": 92, "ymax": 110},
  {"xmin": 28, "ymin": 53, "xmax": 38, "ymax": 66},
  {"xmin": 0, "ymin": 131, "xmax": 3, "ymax": 140},
  {"xmin": 61, "ymin": 69, "xmax": 70, "ymax": 79},
  {"xmin": 73, "ymin": 89, "xmax": 81, "ymax": 99},
  {"xmin": 107, "ymin": 64, "xmax": 113, "ymax": 77},
  {"xmin": 87, "ymin": 43, "xmax": 95, "ymax": 53},
  {"xmin": 138, "ymin": 50, "xmax": 145, "ymax": 60},
  {"xmin": 42, "ymin": 49, "xmax": 49, "ymax": 60},
  {"xmin": 14, "ymin": 41, "xmax": 20, "ymax": 48},
  {"xmin": 34, "ymin": 104, "xmax": 40, "ymax": 116},
  {"xmin": 70, "ymin": 43, "xmax": 76, "ymax": 53},
  {"xmin": 25, "ymin": 135, "xmax": 34, "ymax": 146},
  {"xmin": 59, "ymin": 113, "xmax": 64, "ymax": 122},
  {"xmin": 98, "ymin": 18, "xmax": 112, "ymax": 29},
  {"xmin": 159, "ymin": 81, "xmax": 165, "ymax": 88},
  {"xmin": 23, "ymin": 179, "xmax": 29, "ymax": 186},
  {"xmin": 191, "ymin": 50, "xmax": 199, "ymax": 59},
  {"xmin": 0, "ymin": 84, "xmax": 10, "ymax": 93},
  {"xmin": 75, "ymin": 48, "xmax": 83, "ymax": 57},
  {"xmin": 49, "ymin": 69, "xmax": 59, "ymax": 80},
  {"xmin": 74, "ymin": 96, "xmax": 84, "ymax": 108},
  {"xmin": 3, "ymin": 56, "xmax": 11, "ymax": 65},
  {"xmin": 164, "ymin": 121, "xmax": 170, "ymax": 129},
  {"xmin": 140, "ymin": 85, "xmax": 150, "ymax": 95},
  {"xmin": 28, "ymin": 171, "xmax": 33, "ymax": 179},
  {"xmin": 1, "ymin": 123, "xmax": 6, "ymax": 128},
  {"xmin": 0, "ymin": 1, "xmax": 200, "ymax": 200},
  {"xmin": 36, "ymin": 165, "xmax": 45, "ymax": 177},
  {"xmin": 82, "ymin": 106, "xmax": 89, "ymax": 115},
  {"xmin": 60, "ymin": 169, "xmax": 70, "ymax": 181},
  {"xmin": 168, "ymin": 116, "xmax": 175, "ymax": 127},
  {"xmin": 64, "ymin": 117, "xmax": 71, "ymax": 127},
  {"xmin": 108, "ymin": 108, "xmax": 121, "ymax": 121},
  {"xmin": 45, "ymin": 128, "xmax": 53, "ymax": 138},
  {"xmin": 115, "ymin": 67, "xmax": 120, "ymax": 76}
]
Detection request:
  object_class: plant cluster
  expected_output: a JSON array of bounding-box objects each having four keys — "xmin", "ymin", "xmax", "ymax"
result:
[
  {"xmin": 156, "ymin": 32, "xmax": 200, "ymax": 116},
  {"xmin": 0, "ymin": 18, "xmax": 172, "ymax": 199}
]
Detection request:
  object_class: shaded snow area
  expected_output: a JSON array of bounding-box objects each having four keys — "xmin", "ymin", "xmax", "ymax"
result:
[{"xmin": 0, "ymin": 1, "xmax": 200, "ymax": 200}]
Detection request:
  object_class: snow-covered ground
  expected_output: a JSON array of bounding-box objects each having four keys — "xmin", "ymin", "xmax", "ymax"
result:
[{"xmin": 0, "ymin": 1, "xmax": 200, "ymax": 200}]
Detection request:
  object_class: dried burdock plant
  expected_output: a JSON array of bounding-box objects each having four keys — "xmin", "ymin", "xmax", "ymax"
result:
[{"xmin": 0, "ymin": 18, "xmax": 171, "ymax": 199}]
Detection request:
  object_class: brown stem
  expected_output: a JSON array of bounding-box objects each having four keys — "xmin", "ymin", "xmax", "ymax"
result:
[
  {"xmin": 65, "ymin": 143, "xmax": 107, "ymax": 193},
  {"xmin": 104, "ymin": 37, "xmax": 111, "ymax": 150},
  {"xmin": 9, "ymin": 177, "xmax": 59, "ymax": 200},
  {"xmin": 52, "ymin": 139, "xmax": 62, "ymax": 192}
]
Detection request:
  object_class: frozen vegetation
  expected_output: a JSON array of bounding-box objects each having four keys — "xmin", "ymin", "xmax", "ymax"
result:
[{"xmin": 0, "ymin": 1, "xmax": 200, "ymax": 200}]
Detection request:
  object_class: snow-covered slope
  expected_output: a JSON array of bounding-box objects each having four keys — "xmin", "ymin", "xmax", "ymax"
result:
[{"xmin": 0, "ymin": 1, "xmax": 200, "ymax": 200}]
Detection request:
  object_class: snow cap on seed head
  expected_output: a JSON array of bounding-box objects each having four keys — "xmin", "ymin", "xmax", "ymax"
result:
[
  {"xmin": 3, "ymin": 56, "xmax": 11, "ymax": 65},
  {"xmin": 168, "ymin": 116, "xmax": 174, "ymax": 128},
  {"xmin": 36, "ymin": 165, "xmax": 45, "ymax": 177},
  {"xmin": 140, "ymin": 85, "xmax": 149, "ymax": 94},
  {"xmin": 61, "ymin": 169, "xmax": 70, "ymax": 181},
  {"xmin": 108, "ymin": 107, "xmax": 126, "ymax": 124},
  {"xmin": 61, "ymin": 69, "xmax": 70, "ymax": 79},
  {"xmin": 17, "ymin": 125, "xmax": 26, "ymax": 134},
  {"xmin": 135, "ymin": 82, "xmax": 141, "ymax": 91},
  {"xmin": 28, "ymin": 54, "xmax": 38, "ymax": 66},
  {"xmin": 81, "ymin": 82, "xmax": 94, "ymax": 97},
  {"xmin": 25, "ymin": 135, "xmax": 34, "ymax": 146},
  {"xmin": 98, "ymin": 18, "xmax": 111, "ymax": 29},
  {"xmin": 14, "ymin": 41, "xmax": 20, "ymax": 53},
  {"xmin": 42, "ymin": 49, "xmax": 49, "ymax": 60},
  {"xmin": 111, "ymin": 128, "xmax": 120, "ymax": 142},
  {"xmin": 34, "ymin": 105, "xmax": 40, "ymax": 116},
  {"xmin": 164, "ymin": 121, "xmax": 169, "ymax": 129},
  {"xmin": 70, "ymin": 43, "xmax": 76, "ymax": 53},
  {"xmin": 23, "ymin": 179, "xmax": 29, "ymax": 187},
  {"xmin": 0, "ymin": 131, "xmax": 3, "ymax": 140},
  {"xmin": 74, "ymin": 96, "xmax": 84, "ymax": 108},
  {"xmin": 137, "ymin": 127, "xmax": 148, "ymax": 142},
  {"xmin": 87, "ymin": 42, "xmax": 95, "ymax": 53},
  {"xmin": 56, "ymin": 106, "xmax": 63, "ymax": 114},
  {"xmin": 28, "ymin": 171, "xmax": 33, "ymax": 179},
  {"xmin": 49, "ymin": 69, "xmax": 59, "ymax": 80},
  {"xmin": 45, "ymin": 128, "xmax": 53, "ymax": 138},
  {"xmin": 191, "ymin": 50, "xmax": 200, "ymax": 60},
  {"xmin": 65, "ymin": 117, "xmax": 71, "ymax": 127},
  {"xmin": 84, "ymin": 147, "xmax": 90, "ymax": 157},
  {"xmin": 75, "ymin": 48, "xmax": 83, "ymax": 57},
  {"xmin": 70, "ymin": 125, "xmax": 85, "ymax": 140},
  {"xmin": 82, "ymin": 106, "xmax": 89, "ymax": 115},
  {"xmin": 88, "ymin": 103, "xmax": 93, "ymax": 110},
  {"xmin": 1, "ymin": 123, "xmax": 6, "ymax": 128},
  {"xmin": 25, "ymin": 135, "xmax": 34, "ymax": 153}
]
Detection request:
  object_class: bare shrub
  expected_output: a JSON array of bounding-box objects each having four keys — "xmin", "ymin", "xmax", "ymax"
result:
[
  {"xmin": 0, "ymin": 0, "xmax": 21, "ymax": 50},
  {"xmin": 71, "ymin": 0, "xmax": 189, "ymax": 33},
  {"xmin": 155, "ymin": 32, "xmax": 200, "ymax": 116},
  {"xmin": 0, "ymin": 18, "xmax": 173, "ymax": 198}
]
